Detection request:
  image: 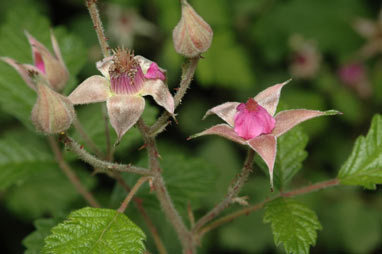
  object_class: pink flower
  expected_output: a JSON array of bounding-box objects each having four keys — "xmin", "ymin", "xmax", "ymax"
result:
[
  {"xmin": 68, "ymin": 48, "xmax": 174, "ymax": 141},
  {"xmin": 190, "ymin": 80, "xmax": 340, "ymax": 188},
  {"xmin": 1, "ymin": 31, "xmax": 69, "ymax": 92}
]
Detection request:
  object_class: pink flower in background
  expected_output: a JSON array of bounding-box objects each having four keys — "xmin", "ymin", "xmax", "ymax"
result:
[
  {"xmin": 338, "ymin": 62, "xmax": 371, "ymax": 98},
  {"xmin": 68, "ymin": 48, "xmax": 174, "ymax": 141},
  {"xmin": 190, "ymin": 81, "xmax": 340, "ymax": 188}
]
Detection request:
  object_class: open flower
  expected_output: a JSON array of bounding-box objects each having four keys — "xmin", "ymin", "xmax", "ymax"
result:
[
  {"xmin": 190, "ymin": 81, "xmax": 340, "ymax": 188},
  {"xmin": 1, "ymin": 31, "xmax": 69, "ymax": 92},
  {"xmin": 68, "ymin": 48, "xmax": 174, "ymax": 141}
]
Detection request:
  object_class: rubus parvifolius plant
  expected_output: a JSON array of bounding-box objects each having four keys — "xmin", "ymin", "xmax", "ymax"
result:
[{"xmin": 0, "ymin": 1, "xmax": 381, "ymax": 254}]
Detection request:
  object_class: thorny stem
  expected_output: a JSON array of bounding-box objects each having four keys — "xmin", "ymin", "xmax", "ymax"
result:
[
  {"xmin": 197, "ymin": 178, "xmax": 340, "ymax": 238},
  {"xmin": 73, "ymin": 119, "xmax": 104, "ymax": 158},
  {"xmin": 48, "ymin": 136, "xmax": 100, "ymax": 208},
  {"xmin": 118, "ymin": 176, "xmax": 152, "ymax": 213},
  {"xmin": 86, "ymin": 0, "xmax": 110, "ymax": 57},
  {"xmin": 192, "ymin": 149, "xmax": 255, "ymax": 234},
  {"xmin": 59, "ymin": 133, "xmax": 152, "ymax": 175},
  {"xmin": 149, "ymin": 57, "xmax": 200, "ymax": 136},
  {"xmin": 137, "ymin": 119, "xmax": 195, "ymax": 254}
]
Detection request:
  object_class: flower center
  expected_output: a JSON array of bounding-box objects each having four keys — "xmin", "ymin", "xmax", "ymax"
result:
[{"xmin": 109, "ymin": 48, "xmax": 145, "ymax": 95}]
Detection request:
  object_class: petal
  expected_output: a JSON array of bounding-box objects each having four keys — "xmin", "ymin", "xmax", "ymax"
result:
[
  {"xmin": 272, "ymin": 109, "xmax": 340, "ymax": 137},
  {"xmin": 25, "ymin": 31, "xmax": 54, "ymax": 62},
  {"xmin": 353, "ymin": 18, "xmax": 376, "ymax": 39},
  {"xmin": 141, "ymin": 79, "xmax": 174, "ymax": 114},
  {"xmin": 203, "ymin": 102, "xmax": 240, "ymax": 127},
  {"xmin": 188, "ymin": 124, "xmax": 246, "ymax": 145},
  {"xmin": 96, "ymin": 56, "xmax": 113, "ymax": 79},
  {"xmin": 254, "ymin": 80, "xmax": 291, "ymax": 116},
  {"xmin": 144, "ymin": 62, "xmax": 166, "ymax": 81},
  {"xmin": 50, "ymin": 29, "xmax": 65, "ymax": 66},
  {"xmin": 247, "ymin": 135, "xmax": 277, "ymax": 188},
  {"xmin": 68, "ymin": 75, "xmax": 110, "ymax": 104},
  {"xmin": 135, "ymin": 55, "xmax": 166, "ymax": 75},
  {"xmin": 107, "ymin": 95, "xmax": 145, "ymax": 140},
  {"xmin": 0, "ymin": 57, "xmax": 37, "ymax": 91}
]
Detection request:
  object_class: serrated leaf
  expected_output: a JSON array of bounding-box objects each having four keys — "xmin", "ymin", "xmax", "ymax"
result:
[
  {"xmin": 338, "ymin": 114, "xmax": 382, "ymax": 189},
  {"xmin": 5, "ymin": 166, "xmax": 96, "ymax": 220},
  {"xmin": 0, "ymin": 133, "xmax": 55, "ymax": 190},
  {"xmin": 263, "ymin": 197, "xmax": 322, "ymax": 254},
  {"xmin": 43, "ymin": 207, "xmax": 146, "ymax": 254},
  {"xmin": 0, "ymin": 6, "xmax": 86, "ymax": 128},
  {"xmin": 273, "ymin": 126, "xmax": 308, "ymax": 190},
  {"xmin": 23, "ymin": 217, "xmax": 64, "ymax": 254}
]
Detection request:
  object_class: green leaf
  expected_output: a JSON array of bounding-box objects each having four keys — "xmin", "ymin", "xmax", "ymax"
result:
[
  {"xmin": 263, "ymin": 197, "xmax": 322, "ymax": 254},
  {"xmin": 273, "ymin": 126, "xmax": 308, "ymax": 190},
  {"xmin": 111, "ymin": 145, "xmax": 217, "ymax": 211},
  {"xmin": 0, "ymin": 132, "xmax": 55, "ymax": 190},
  {"xmin": 0, "ymin": 6, "xmax": 86, "ymax": 128},
  {"xmin": 196, "ymin": 30, "xmax": 256, "ymax": 89},
  {"xmin": 43, "ymin": 207, "xmax": 146, "ymax": 254},
  {"xmin": 23, "ymin": 217, "xmax": 63, "ymax": 254},
  {"xmin": 5, "ymin": 166, "xmax": 96, "ymax": 220},
  {"xmin": 338, "ymin": 114, "xmax": 382, "ymax": 189}
]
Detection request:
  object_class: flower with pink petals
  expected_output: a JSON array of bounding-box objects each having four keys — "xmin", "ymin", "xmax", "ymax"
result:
[
  {"xmin": 1, "ymin": 31, "xmax": 69, "ymax": 92},
  {"xmin": 190, "ymin": 80, "xmax": 340, "ymax": 188},
  {"xmin": 68, "ymin": 48, "xmax": 174, "ymax": 141}
]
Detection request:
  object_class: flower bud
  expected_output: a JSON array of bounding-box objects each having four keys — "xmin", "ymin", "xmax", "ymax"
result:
[
  {"xmin": 172, "ymin": 0, "xmax": 213, "ymax": 58},
  {"xmin": 25, "ymin": 31, "xmax": 69, "ymax": 92},
  {"xmin": 31, "ymin": 77, "xmax": 75, "ymax": 134}
]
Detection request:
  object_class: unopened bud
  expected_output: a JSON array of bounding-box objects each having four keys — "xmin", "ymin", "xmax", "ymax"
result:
[
  {"xmin": 31, "ymin": 78, "xmax": 75, "ymax": 134},
  {"xmin": 172, "ymin": 0, "xmax": 213, "ymax": 58}
]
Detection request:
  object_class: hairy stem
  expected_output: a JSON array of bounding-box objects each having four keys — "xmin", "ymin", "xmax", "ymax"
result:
[
  {"xmin": 149, "ymin": 57, "xmax": 200, "ymax": 136},
  {"xmin": 48, "ymin": 136, "xmax": 100, "ymax": 208},
  {"xmin": 192, "ymin": 150, "xmax": 254, "ymax": 234},
  {"xmin": 197, "ymin": 178, "xmax": 340, "ymax": 238},
  {"xmin": 113, "ymin": 172, "xmax": 168, "ymax": 254},
  {"xmin": 59, "ymin": 133, "xmax": 152, "ymax": 175},
  {"xmin": 86, "ymin": 0, "xmax": 110, "ymax": 57},
  {"xmin": 137, "ymin": 119, "xmax": 195, "ymax": 254},
  {"xmin": 118, "ymin": 176, "xmax": 152, "ymax": 213}
]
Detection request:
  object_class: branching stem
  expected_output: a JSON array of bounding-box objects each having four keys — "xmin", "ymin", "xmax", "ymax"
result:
[
  {"xmin": 197, "ymin": 178, "xmax": 340, "ymax": 238},
  {"xmin": 118, "ymin": 176, "xmax": 152, "ymax": 213},
  {"xmin": 59, "ymin": 133, "xmax": 152, "ymax": 175}
]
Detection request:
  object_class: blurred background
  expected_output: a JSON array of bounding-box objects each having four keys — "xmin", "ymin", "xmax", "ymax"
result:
[{"xmin": 0, "ymin": 0, "xmax": 381, "ymax": 253}]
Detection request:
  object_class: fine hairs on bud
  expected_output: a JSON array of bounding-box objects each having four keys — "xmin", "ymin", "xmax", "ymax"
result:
[
  {"xmin": 31, "ymin": 76, "xmax": 75, "ymax": 134},
  {"xmin": 173, "ymin": 0, "xmax": 213, "ymax": 58}
]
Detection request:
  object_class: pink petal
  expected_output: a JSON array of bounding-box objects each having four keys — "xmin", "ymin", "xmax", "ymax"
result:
[
  {"xmin": 234, "ymin": 101, "xmax": 275, "ymax": 140},
  {"xmin": 141, "ymin": 79, "xmax": 174, "ymax": 114},
  {"xmin": 254, "ymin": 80, "xmax": 291, "ymax": 116},
  {"xmin": 107, "ymin": 95, "xmax": 145, "ymax": 140},
  {"xmin": 68, "ymin": 75, "xmax": 110, "ymax": 105},
  {"xmin": 247, "ymin": 135, "xmax": 277, "ymax": 188},
  {"xmin": 189, "ymin": 124, "xmax": 246, "ymax": 145},
  {"xmin": 144, "ymin": 62, "xmax": 166, "ymax": 81},
  {"xmin": 50, "ymin": 29, "xmax": 65, "ymax": 66},
  {"xmin": 0, "ymin": 57, "xmax": 38, "ymax": 91},
  {"xmin": 272, "ymin": 109, "xmax": 337, "ymax": 137},
  {"xmin": 203, "ymin": 102, "xmax": 240, "ymax": 127},
  {"xmin": 135, "ymin": 55, "xmax": 167, "ymax": 76},
  {"xmin": 96, "ymin": 56, "xmax": 113, "ymax": 79}
]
